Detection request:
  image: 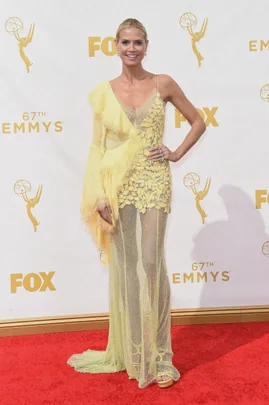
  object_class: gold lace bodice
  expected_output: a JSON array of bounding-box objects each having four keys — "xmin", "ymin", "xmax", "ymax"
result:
[{"xmin": 118, "ymin": 91, "xmax": 172, "ymax": 214}]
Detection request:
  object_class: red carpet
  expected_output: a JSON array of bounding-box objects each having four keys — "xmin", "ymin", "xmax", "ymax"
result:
[{"xmin": 1, "ymin": 322, "xmax": 269, "ymax": 405}]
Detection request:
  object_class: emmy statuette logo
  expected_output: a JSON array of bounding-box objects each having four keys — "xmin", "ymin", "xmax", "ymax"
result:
[
  {"xmin": 260, "ymin": 85, "xmax": 269, "ymax": 103},
  {"xmin": 262, "ymin": 241, "xmax": 269, "ymax": 258},
  {"xmin": 5, "ymin": 17, "xmax": 35, "ymax": 73},
  {"xmin": 88, "ymin": 36, "xmax": 116, "ymax": 57},
  {"xmin": 10, "ymin": 272, "xmax": 56, "ymax": 293},
  {"xmin": 14, "ymin": 180, "xmax": 42, "ymax": 232},
  {"xmin": 184, "ymin": 172, "xmax": 211, "ymax": 224},
  {"xmin": 179, "ymin": 12, "xmax": 208, "ymax": 67}
]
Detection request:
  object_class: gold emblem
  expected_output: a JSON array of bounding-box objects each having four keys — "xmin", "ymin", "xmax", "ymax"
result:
[
  {"xmin": 260, "ymin": 84, "xmax": 269, "ymax": 102},
  {"xmin": 5, "ymin": 17, "xmax": 35, "ymax": 73},
  {"xmin": 14, "ymin": 180, "xmax": 42, "ymax": 232},
  {"xmin": 184, "ymin": 172, "xmax": 211, "ymax": 224},
  {"xmin": 262, "ymin": 241, "xmax": 269, "ymax": 257},
  {"xmin": 179, "ymin": 12, "xmax": 208, "ymax": 67},
  {"xmin": 11, "ymin": 272, "xmax": 56, "ymax": 293}
]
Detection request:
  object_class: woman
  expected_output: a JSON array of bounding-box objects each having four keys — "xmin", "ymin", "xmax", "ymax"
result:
[{"xmin": 68, "ymin": 18, "xmax": 206, "ymax": 389}]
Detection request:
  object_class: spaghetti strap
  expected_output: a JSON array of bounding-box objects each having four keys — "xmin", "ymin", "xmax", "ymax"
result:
[{"xmin": 155, "ymin": 75, "xmax": 159, "ymax": 93}]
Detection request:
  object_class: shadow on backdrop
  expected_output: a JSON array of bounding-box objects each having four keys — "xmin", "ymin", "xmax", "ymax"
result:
[{"xmin": 173, "ymin": 185, "xmax": 269, "ymax": 374}]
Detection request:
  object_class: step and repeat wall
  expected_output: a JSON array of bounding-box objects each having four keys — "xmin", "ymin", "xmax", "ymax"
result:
[{"xmin": 0, "ymin": 0, "xmax": 269, "ymax": 320}]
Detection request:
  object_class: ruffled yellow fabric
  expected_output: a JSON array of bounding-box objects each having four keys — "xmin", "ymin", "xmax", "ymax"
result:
[{"xmin": 81, "ymin": 81, "xmax": 142, "ymax": 265}]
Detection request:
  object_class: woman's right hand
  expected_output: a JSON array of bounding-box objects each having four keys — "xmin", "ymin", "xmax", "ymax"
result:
[{"xmin": 96, "ymin": 201, "xmax": 113, "ymax": 225}]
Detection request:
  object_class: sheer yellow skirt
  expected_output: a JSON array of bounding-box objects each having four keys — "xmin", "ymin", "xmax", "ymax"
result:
[{"xmin": 68, "ymin": 205, "xmax": 180, "ymax": 388}]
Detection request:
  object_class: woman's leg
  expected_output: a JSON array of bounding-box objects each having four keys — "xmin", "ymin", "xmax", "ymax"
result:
[
  {"xmin": 139, "ymin": 208, "xmax": 179, "ymax": 384},
  {"xmin": 110, "ymin": 204, "xmax": 142, "ymax": 375}
]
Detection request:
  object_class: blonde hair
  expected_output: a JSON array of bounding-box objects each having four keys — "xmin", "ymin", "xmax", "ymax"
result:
[{"xmin": 116, "ymin": 18, "xmax": 148, "ymax": 42}]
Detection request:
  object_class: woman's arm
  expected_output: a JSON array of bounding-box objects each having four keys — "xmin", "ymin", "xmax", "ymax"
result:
[{"xmin": 148, "ymin": 74, "xmax": 206, "ymax": 162}]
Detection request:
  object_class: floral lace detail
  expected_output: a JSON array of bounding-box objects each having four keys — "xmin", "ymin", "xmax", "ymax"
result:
[
  {"xmin": 139, "ymin": 95, "xmax": 166, "ymax": 145},
  {"xmin": 118, "ymin": 94, "xmax": 172, "ymax": 214}
]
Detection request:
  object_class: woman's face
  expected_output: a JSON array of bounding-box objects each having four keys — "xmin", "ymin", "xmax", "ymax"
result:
[{"xmin": 116, "ymin": 27, "xmax": 148, "ymax": 66}]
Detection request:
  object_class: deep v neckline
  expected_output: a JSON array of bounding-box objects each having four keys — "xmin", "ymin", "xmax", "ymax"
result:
[
  {"xmin": 107, "ymin": 81, "xmax": 163, "ymax": 130},
  {"xmin": 108, "ymin": 81, "xmax": 157, "ymax": 112}
]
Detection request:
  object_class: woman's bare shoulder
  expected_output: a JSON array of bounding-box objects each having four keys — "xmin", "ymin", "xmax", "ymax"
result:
[
  {"xmin": 156, "ymin": 74, "xmax": 180, "ymax": 100},
  {"xmin": 157, "ymin": 74, "xmax": 177, "ymax": 87}
]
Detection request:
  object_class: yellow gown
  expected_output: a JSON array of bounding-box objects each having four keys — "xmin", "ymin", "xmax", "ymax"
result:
[{"xmin": 68, "ymin": 78, "xmax": 180, "ymax": 388}]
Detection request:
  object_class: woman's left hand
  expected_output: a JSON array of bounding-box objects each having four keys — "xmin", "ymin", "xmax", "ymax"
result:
[{"xmin": 147, "ymin": 145, "xmax": 178, "ymax": 163}]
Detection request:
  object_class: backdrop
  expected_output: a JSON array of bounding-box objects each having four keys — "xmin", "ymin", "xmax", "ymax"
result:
[{"xmin": 1, "ymin": 0, "xmax": 269, "ymax": 320}]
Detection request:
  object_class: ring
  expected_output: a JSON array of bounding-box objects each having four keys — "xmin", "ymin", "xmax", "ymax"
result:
[{"xmin": 160, "ymin": 156, "xmax": 164, "ymax": 162}]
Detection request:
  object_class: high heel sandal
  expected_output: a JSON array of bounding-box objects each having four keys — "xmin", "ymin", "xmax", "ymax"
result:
[{"xmin": 156, "ymin": 376, "xmax": 174, "ymax": 389}]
